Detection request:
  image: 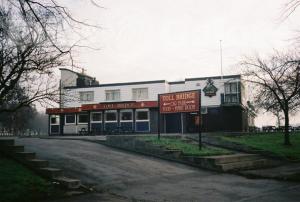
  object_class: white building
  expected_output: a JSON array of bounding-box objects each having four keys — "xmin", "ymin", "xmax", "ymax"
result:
[{"xmin": 46, "ymin": 68, "xmax": 254, "ymax": 135}]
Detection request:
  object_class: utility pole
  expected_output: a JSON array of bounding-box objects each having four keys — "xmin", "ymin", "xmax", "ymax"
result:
[{"xmin": 219, "ymin": 40, "xmax": 223, "ymax": 80}]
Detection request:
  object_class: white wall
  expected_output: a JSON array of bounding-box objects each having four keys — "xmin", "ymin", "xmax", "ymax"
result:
[
  {"xmin": 63, "ymin": 82, "xmax": 169, "ymax": 107},
  {"xmin": 62, "ymin": 77, "xmax": 242, "ymax": 108},
  {"xmin": 170, "ymin": 77, "xmax": 241, "ymax": 107}
]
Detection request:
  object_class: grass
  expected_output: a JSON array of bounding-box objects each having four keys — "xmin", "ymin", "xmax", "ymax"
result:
[
  {"xmin": 0, "ymin": 155, "xmax": 64, "ymax": 202},
  {"xmin": 223, "ymin": 133, "xmax": 300, "ymax": 161},
  {"xmin": 141, "ymin": 136, "xmax": 232, "ymax": 156}
]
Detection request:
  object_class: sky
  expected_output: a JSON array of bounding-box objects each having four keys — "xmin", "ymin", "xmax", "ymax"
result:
[{"xmin": 60, "ymin": 0, "xmax": 300, "ymax": 126}]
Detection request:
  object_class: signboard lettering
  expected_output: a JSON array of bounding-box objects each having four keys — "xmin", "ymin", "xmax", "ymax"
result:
[{"xmin": 159, "ymin": 91, "xmax": 200, "ymax": 114}]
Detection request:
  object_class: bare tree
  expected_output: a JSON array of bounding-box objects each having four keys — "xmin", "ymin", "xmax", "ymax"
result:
[
  {"xmin": 242, "ymin": 51, "xmax": 300, "ymax": 145},
  {"xmin": 0, "ymin": 0, "xmax": 99, "ymax": 113}
]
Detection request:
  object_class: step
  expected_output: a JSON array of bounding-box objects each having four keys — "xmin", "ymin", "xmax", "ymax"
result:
[
  {"xmin": 204, "ymin": 154, "xmax": 261, "ymax": 164},
  {"xmin": 39, "ymin": 167, "xmax": 63, "ymax": 178},
  {"xmin": 163, "ymin": 149, "xmax": 182, "ymax": 158},
  {"xmin": 54, "ymin": 176, "xmax": 81, "ymax": 189},
  {"xmin": 14, "ymin": 152, "xmax": 36, "ymax": 160},
  {"xmin": 27, "ymin": 159, "xmax": 49, "ymax": 168},
  {"xmin": 0, "ymin": 139, "xmax": 14, "ymax": 146},
  {"xmin": 216, "ymin": 159, "xmax": 270, "ymax": 172},
  {"xmin": 0, "ymin": 145, "xmax": 24, "ymax": 153}
]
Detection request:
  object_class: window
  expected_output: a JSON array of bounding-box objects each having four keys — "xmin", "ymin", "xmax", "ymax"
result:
[
  {"xmin": 105, "ymin": 90, "xmax": 120, "ymax": 101},
  {"xmin": 120, "ymin": 110, "xmax": 133, "ymax": 121},
  {"xmin": 91, "ymin": 112, "xmax": 102, "ymax": 122},
  {"xmin": 65, "ymin": 114, "xmax": 76, "ymax": 124},
  {"xmin": 136, "ymin": 109, "xmax": 149, "ymax": 121},
  {"xmin": 132, "ymin": 88, "xmax": 148, "ymax": 100},
  {"xmin": 105, "ymin": 110, "xmax": 117, "ymax": 122},
  {"xmin": 79, "ymin": 91, "xmax": 94, "ymax": 102},
  {"xmin": 50, "ymin": 115, "xmax": 60, "ymax": 125},
  {"xmin": 225, "ymin": 82, "xmax": 238, "ymax": 94},
  {"xmin": 225, "ymin": 94, "xmax": 238, "ymax": 103},
  {"xmin": 78, "ymin": 114, "xmax": 88, "ymax": 124}
]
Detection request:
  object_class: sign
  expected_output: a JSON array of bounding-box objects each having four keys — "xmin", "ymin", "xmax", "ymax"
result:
[
  {"xmin": 82, "ymin": 101, "xmax": 158, "ymax": 111},
  {"xmin": 203, "ymin": 78, "xmax": 218, "ymax": 97},
  {"xmin": 46, "ymin": 101, "xmax": 158, "ymax": 114},
  {"xmin": 159, "ymin": 90, "xmax": 200, "ymax": 114}
]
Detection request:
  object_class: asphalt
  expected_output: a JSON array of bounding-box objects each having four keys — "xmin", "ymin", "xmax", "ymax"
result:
[{"xmin": 14, "ymin": 137, "xmax": 300, "ymax": 202}]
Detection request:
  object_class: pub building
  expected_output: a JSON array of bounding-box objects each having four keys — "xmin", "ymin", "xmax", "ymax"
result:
[{"xmin": 46, "ymin": 68, "xmax": 255, "ymax": 135}]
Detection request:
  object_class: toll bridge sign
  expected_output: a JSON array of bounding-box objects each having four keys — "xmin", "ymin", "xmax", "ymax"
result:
[{"xmin": 159, "ymin": 90, "xmax": 200, "ymax": 114}]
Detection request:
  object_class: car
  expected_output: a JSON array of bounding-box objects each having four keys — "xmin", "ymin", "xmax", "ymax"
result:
[{"xmin": 262, "ymin": 125, "xmax": 276, "ymax": 132}]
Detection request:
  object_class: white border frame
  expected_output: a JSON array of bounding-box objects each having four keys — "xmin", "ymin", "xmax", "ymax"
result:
[
  {"xmin": 135, "ymin": 109, "xmax": 150, "ymax": 132},
  {"xmin": 120, "ymin": 109, "xmax": 133, "ymax": 122},
  {"xmin": 105, "ymin": 110, "xmax": 118, "ymax": 123},
  {"xmin": 77, "ymin": 113, "xmax": 89, "ymax": 125},
  {"xmin": 90, "ymin": 112, "xmax": 102, "ymax": 123},
  {"xmin": 65, "ymin": 114, "xmax": 76, "ymax": 125},
  {"xmin": 50, "ymin": 115, "xmax": 60, "ymax": 126}
]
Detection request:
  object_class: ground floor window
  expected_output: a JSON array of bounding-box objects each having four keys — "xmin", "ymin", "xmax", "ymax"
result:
[
  {"xmin": 120, "ymin": 110, "xmax": 133, "ymax": 122},
  {"xmin": 105, "ymin": 110, "xmax": 117, "ymax": 122},
  {"xmin": 135, "ymin": 109, "xmax": 150, "ymax": 132},
  {"xmin": 65, "ymin": 114, "xmax": 76, "ymax": 125},
  {"xmin": 136, "ymin": 109, "xmax": 149, "ymax": 121},
  {"xmin": 50, "ymin": 115, "xmax": 60, "ymax": 125},
  {"xmin": 78, "ymin": 113, "xmax": 88, "ymax": 124},
  {"xmin": 91, "ymin": 112, "xmax": 102, "ymax": 123}
]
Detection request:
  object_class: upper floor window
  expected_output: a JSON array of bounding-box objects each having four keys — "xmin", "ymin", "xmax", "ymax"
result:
[
  {"xmin": 79, "ymin": 91, "xmax": 94, "ymax": 102},
  {"xmin": 105, "ymin": 90, "xmax": 120, "ymax": 101},
  {"xmin": 132, "ymin": 88, "xmax": 148, "ymax": 100},
  {"xmin": 225, "ymin": 82, "xmax": 239, "ymax": 94}
]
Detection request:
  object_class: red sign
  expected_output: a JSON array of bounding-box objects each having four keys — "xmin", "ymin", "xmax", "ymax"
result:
[
  {"xmin": 82, "ymin": 101, "xmax": 158, "ymax": 111},
  {"xmin": 159, "ymin": 90, "xmax": 200, "ymax": 114},
  {"xmin": 46, "ymin": 101, "xmax": 158, "ymax": 114}
]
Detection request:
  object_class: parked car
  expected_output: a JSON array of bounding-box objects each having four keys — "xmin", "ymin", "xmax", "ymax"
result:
[
  {"xmin": 276, "ymin": 126, "xmax": 294, "ymax": 132},
  {"xmin": 262, "ymin": 126, "xmax": 276, "ymax": 132}
]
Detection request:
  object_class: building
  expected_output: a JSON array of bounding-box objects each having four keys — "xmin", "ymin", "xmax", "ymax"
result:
[{"xmin": 46, "ymin": 68, "xmax": 255, "ymax": 135}]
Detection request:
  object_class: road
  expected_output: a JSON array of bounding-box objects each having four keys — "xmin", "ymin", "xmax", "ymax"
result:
[{"xmin": 15, "ymin": 137, "xmax": 300, "ymax": 202}]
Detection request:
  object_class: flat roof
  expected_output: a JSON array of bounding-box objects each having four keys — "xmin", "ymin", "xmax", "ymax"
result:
[{"xmin": 64, "ymin": 74, "xmax": 241, "ymax": 89}]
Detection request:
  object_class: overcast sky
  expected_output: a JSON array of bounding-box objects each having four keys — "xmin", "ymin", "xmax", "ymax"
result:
[{"xmin": 61, "ymin": 0, "xmax": 300, "ymax": 126}]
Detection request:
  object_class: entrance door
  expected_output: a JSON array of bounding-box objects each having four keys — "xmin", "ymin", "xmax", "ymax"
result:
[{"xmin": 165, "ymin": 113, "xmax": 181, "ymax": 133}]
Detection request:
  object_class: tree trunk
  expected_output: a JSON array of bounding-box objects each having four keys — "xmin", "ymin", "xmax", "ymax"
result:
[{"xmin": 283, "ymin": 109, "xmax": 291, "ymax": 146}]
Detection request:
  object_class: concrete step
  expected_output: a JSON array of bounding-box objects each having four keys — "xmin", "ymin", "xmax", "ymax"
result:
[
  {"xmin": 14, "ymin": 152, "xmax": 36, "ymax": 160},
  {"xmin": 163, "ymin": 149, "xmax": 182, "ymax": 158},
  {"xmin": 27, "ymin": 159, "xmax": 49, "ymax": 168},
  {"xmin": 0, "ymin": 139, "xmax": 15, "ymax": 146},
  {"xmin": 54, "ymin": 176, "xmax": 81, "ymax": 189},
  {"xmin": 0, "ymin": 145, "xmax": 24, "ymax": 153},
  {"xmin": 216, "ymin": 159, "xmax": 271, "ymax": 172},
  {"xmin": 39, "ymin": 167, "xmax": 63, "ymax": 178},
  {"xmin": 204, "ymin": 154, "xmax": 261, "ymax": 164}
]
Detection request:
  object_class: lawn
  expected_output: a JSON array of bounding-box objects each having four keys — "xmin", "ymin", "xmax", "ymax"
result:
[
  {"xmin": 141, "ymin": 136, "xmax": 232, "ymax": 156},
  {"xmin": 223, "ymin": 133, "xmax": 300, "ymax": 161},
  {"xmin": 0, "ymin": 155, "xmax": 64, "ymax": 202}
]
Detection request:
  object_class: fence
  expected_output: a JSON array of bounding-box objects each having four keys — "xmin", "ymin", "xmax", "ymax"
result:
[{"xmin": 0, "ymin": 128, "xmax": 47, "ymax": 137}]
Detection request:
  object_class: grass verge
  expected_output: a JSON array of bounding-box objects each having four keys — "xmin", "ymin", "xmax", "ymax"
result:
[
  {"xmin": 0, "ymin": 155, "xmax": 64, "ymax": 202},
  {"xmin": 223, "ymin": 133, "xmax": 300, "ymax": 161},
  {"xmin": 141, "ymin": 137, "xmax": 232, "ymax": 156}
]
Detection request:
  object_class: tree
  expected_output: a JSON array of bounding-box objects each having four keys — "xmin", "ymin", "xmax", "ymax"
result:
[
  {"xmin": 242, "ymin": 51, "xmax": 300, "ymax": 145},
  {"xmin": 0, "ymin": 0, "xmax": 99, "ymax": 113},
  {"xmin": 0, "ymin": 85, "xmax": 36, "ymax": 133}
]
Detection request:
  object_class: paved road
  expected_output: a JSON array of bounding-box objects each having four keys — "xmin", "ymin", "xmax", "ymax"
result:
[{"xmin": 15, "ymin": 138, "xmax": 300, "ymax": 202}]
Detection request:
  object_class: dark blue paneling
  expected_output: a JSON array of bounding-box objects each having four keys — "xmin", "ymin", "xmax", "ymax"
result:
[
  {"xmin": 120, "ymin": 122, "xmax": 133, "ymax": 132},
  {"xmin": 105, "ymin": 122, "xmax": 118, "ymax": 132},
  {"xmin": 91, "ymin": 123, "xmax": 102, "ymax": 135},
  {"xmin": 51, "ymin": 125, "xmax": 59, "ymax": 134},
  {"xmin": 136, "ymin": 121, "xmax": 150, "ymax": 132},
  {"xmin": 165, "ymin": 113, "xmax": 181, "ymax": 133}
]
